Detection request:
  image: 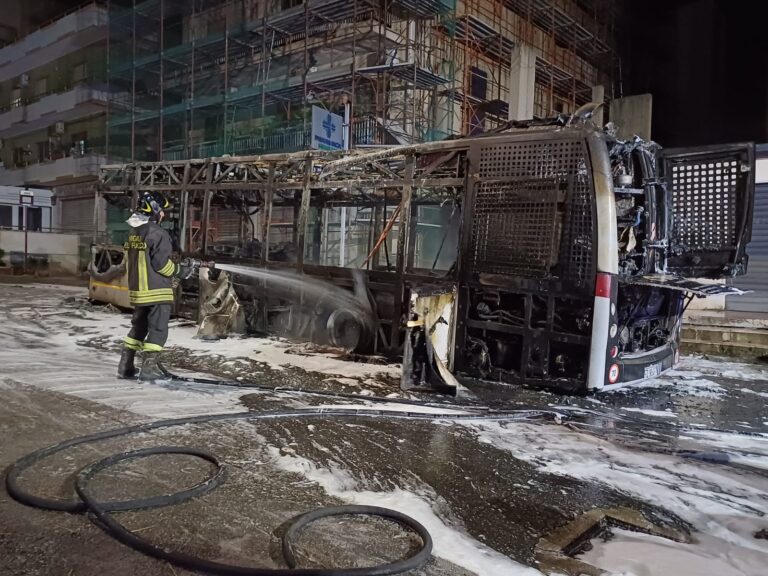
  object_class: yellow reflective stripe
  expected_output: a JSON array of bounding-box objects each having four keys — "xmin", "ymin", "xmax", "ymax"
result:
[
  {"xmin": 138, "ymin": 250, "xmax": 148, "ymax": 292},
  {"xmin": 129, "ymin": 288, "xmax": 175, "ymax": 303},
  {"xmin": 124, "ymin": 337, "xmax": 142, "ymax": 350},
  {"xmin": 129, "ymin": 288, "xmax": 173, "ymax": 300},
  {"xmin": 130, "ymin": 296, "xmax": 175, "ymax": 305},
  {"xmin": 158, "ymin": 260, "xmax": 176, "ymax": 277},
  {"xmin": 129, "ymin": 289, "xmax": 174, "ymax": 297},
  {"xmin": 91, "ymin": 280, "xmax": 129, "ymax": 291},
  {"xmin": 143, "ymin": 342, "xmax": 163, "ymax": 352}
]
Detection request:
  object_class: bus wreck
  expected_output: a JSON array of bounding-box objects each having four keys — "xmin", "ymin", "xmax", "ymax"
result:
[{"xmin": 95, "ymin": 121, "xmax": 755, "ymax": 394}]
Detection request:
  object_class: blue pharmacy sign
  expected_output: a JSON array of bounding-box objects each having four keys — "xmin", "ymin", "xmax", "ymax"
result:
[{"xmin": 311, "ymin": 106, "xmax": 344, "ymax": 151}]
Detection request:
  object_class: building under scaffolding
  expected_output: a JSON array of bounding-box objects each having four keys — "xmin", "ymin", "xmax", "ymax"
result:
[{"xmin": 106, "ymin": 0, "xmax": 617, "ymax": 162}]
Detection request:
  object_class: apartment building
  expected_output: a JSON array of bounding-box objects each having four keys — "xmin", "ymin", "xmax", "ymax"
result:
[
  {"xmin": 107, "ymin": 0, "xmax": 617, "ymax": 161},
  {"xmin": 0, "ymin": 2, "xmax": 109, "ymax": 238}
]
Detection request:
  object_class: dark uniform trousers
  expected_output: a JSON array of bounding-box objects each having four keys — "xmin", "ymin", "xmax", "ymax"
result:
[{"xmin": 125, "ymin": 304, "xmax": 172, "ymax": 352}]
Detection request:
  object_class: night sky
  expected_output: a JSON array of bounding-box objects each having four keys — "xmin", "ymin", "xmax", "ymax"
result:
[{"xmin": 620, "ymin": 0, "xmax": 768, "ymax": 147}]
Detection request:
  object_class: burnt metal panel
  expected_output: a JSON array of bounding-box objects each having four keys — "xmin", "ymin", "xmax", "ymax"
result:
[
  {"xmin": 661, "ymin": 142, "xmax": 755, "ymax": 278},
  {"xmin": 453, "ymin": 135, "xmax": 597, "ymax": 392},
  {"xmin": 470, "ymin": 178, "xmax": 562, "ymax": 277},
  {"xmin": 467, "ymin": 138, "xmax": 596, "ymax": 290}
]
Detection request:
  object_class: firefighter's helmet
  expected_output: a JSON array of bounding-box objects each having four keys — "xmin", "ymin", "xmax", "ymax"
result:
[{"xmin": 137, "ymin": 192, "xmax": 171, "ymax": 218}]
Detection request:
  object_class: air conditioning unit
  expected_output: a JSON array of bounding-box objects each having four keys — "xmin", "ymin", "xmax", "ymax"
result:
[
  {"xmin": 54, "ymin": 121, "xmax": 65, "ymax": 134},
  {"xmin": 20, "ymin": 73, "xmax": 29, "ymax": 86}
]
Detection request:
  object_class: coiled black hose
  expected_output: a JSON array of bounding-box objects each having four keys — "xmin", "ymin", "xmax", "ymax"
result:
[{"xmin": 7, "ymin": 408, "xmax": 547, "ymax": 575}]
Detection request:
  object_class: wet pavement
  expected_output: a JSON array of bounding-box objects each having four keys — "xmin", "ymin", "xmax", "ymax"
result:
[{"xmin": 0, "ymin": 282, "xmax": 766, "ymax": 575}]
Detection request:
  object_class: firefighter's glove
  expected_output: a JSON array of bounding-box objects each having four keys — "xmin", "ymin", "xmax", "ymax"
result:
[{"xmin": 177, "ymin": 257, "xmax": 200, "ymax": 280}]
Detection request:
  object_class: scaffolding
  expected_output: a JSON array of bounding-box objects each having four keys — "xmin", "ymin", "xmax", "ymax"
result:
[{"xmin": 106, "ymin": 0, "xmax": 616, "ymax": 161}]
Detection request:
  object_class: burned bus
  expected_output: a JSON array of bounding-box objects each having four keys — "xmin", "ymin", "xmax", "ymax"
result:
[{"xmin": 94, "ymin": 122, "xmax": 755, "ymax": 394}]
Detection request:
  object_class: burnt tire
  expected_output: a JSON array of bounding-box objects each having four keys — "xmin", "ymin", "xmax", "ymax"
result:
[{"xmin": 326, "ymin": 308, "xmax": 374, "ymax": 354}]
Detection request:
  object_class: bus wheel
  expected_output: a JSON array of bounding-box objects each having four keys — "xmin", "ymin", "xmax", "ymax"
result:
[{"xmin": 326, "ymin": 308, "xmax": 373, "ymax": 353}]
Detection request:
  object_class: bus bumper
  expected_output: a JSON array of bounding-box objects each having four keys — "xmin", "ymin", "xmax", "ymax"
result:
[{"xmin": 610, "ymin": 344, "xmax": 679, "ymax": 386}]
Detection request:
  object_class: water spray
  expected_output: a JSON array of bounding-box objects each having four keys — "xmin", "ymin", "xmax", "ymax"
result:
[{"xmin": 205, "ymin": 262, "xmax": 377, "ymax": 352}]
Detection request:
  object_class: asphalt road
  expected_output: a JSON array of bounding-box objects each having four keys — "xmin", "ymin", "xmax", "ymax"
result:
[{"xmin": 0, "ymin": 282, "xmax": 765, "ymax": 576}]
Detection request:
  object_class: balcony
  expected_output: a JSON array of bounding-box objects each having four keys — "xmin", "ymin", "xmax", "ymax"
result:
[
  {"xmin": 0, "ymin": 85, "xmax": 108, "ymax": 139},
  {"xmin": 0, "ymin": 153, "xmax": 107, "ymax": 187},
  {"xmin": 0, "ymin": 3, "xmax": 107, "ymax": 83}
]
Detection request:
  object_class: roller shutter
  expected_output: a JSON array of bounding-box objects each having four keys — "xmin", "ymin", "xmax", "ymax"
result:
[
  {"xmin": 60, "ymin": 197, "xmax": 95, "ymax": 235},
  {"xmin": 727, "ymin": 183, "xmax": 768, "ymax": 312}
]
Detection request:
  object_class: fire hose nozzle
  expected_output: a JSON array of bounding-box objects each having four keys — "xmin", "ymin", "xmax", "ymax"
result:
[{"xmin": 184, "ymin": 258, "xmax": 215, "ymax": 269}]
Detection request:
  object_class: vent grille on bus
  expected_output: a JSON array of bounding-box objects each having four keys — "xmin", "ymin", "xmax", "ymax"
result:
[
  {"xmin": 670, "ymin": 159, "xmax": 738, "ymax": 250},
  {"xmin": 469, "ymin": 138, "xmax": 595, "ymax": 289}
]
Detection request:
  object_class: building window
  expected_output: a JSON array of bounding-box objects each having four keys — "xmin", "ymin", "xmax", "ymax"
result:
[
  {"xmin": 11, "ymin": 87, "xmax": 22, "ymax": 108},
  {"xmin": 72, "ymin": 62, "xmax": 88, "ymax": 83},
  {"xmin": 35, "ymin": 77, "xmax": 47, "ymax": 97},
  {"xmin": 37, "ymin": 140, "xmax": 51, "ymax": 162},
  {"xmin": 0, "ymin": 205, "xmax": 12, "ymax": 229},
  {"xmin": 70, "ymin": 132, "xmax": 88, "ymax": 157},
  {"xmin": 26, "ymin": 206, "xmax": 43, "ymax": 232},
  {"xmin": 13, "ymin": 147, "xmax": 29, "ymax": 168}
]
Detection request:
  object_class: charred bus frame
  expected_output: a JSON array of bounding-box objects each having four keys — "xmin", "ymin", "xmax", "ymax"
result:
[{"xmin": 97, "ymin": 126, "xmax": 755, "ymax": 394}]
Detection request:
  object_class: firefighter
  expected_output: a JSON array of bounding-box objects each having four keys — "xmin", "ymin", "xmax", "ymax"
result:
[{"xmin": 117, "ymin": 192, "xmax": 197, "ymax": 381}]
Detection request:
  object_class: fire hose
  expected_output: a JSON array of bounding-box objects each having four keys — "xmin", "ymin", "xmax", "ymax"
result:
[{"xmin": 6, "ymin": 407, "xmax": 552, "ymax": 575}]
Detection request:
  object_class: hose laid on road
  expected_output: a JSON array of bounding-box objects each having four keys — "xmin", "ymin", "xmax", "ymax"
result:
[
  {"xmin": 171, "ymin": 373, "xmax": 491, "ymax": 412},
  {"xmin": 6, "ymin": 407, "xmax": 549, "ymax": 575}
]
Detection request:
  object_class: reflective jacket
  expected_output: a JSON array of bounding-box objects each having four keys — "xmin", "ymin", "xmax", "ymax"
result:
[{"xmin": 124, "ymin": 214, "xmax": 179, "ymax": 306}]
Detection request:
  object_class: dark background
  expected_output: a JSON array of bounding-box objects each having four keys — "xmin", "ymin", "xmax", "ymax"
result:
[{"xmin": 620, "ymin": 0, "xmax": 768, "ymax": 147}]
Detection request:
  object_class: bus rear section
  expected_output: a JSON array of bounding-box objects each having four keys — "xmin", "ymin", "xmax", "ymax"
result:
[
  {"xmin": 588, "ymin": 141, "xmax": 755, "ymax": 390},
  {"xmin": 403, "ymin": 130, "xmax": 755, "ymax": 394}
]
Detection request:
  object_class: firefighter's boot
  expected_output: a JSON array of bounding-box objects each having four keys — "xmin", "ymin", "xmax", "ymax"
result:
[
  {"xmin": 139, "ymin": 351, "xmax": 170, "ymax": 382},
  {"xmin": 117, "ymin": 349, "xmax": 137, "ymax": 379}
]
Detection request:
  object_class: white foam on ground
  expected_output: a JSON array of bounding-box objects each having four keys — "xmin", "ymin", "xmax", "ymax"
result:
[
  {"xmin": 678, "ymin": 429, "xmax": 768, "ymax": 458},
  {"xmin": 581, "ymin": 527, "xmax": 767, "ymax": 576},
  {"xmin": 308, "ymin": 403, "xmax": 475, "ymax": 415},
  {"xmin": 165, "ymin": 323, "xmax": 400, "ymax": 381},
  {"xmin": 267, "ymin": 446, "xmax": 541, "ymax": 575},
  {"xmin": 619, "ymin": 407, "xmax": 678, "ymax": 418},
  {"xmin": 740, "ymin": 387, "xmax": 768, "ymax": 399},
  {"xmin": 603, "ymin": 376, "xmax": 726, "ymax": 398},
  {"xmin": 0, "ymin": 303, "xmax": 249, "ymax": 418},
  {"xmin": 467, "ymin": 421, "xmax": 768, "ymax": 574},
  {"xmin": 17, "ymin": 285, "xmax": 400, "ymax": 384},
  {"xmin": 677, "ymin": 356, "xmax": 768, "ymax": 382},
  {"xmin": 0, "ymin": 284, "xmax": 402, "ymax": 416}
]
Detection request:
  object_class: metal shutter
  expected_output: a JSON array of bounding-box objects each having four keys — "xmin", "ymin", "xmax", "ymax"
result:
[
  {"xmin": 727, "ymin": 183, "xmax": 768, "ymax": 311},
  {"xmin": 215, "ymin": 210, "xmax": 241, "ymax": 241},
  {"xmin": 60, "ymin": 198, "xmax": 95, "ymax": 234}
]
